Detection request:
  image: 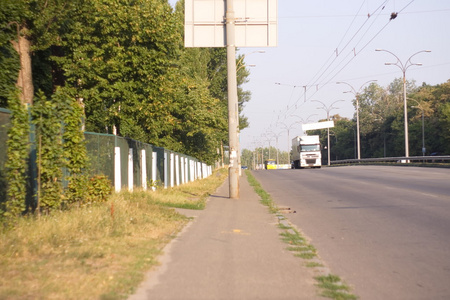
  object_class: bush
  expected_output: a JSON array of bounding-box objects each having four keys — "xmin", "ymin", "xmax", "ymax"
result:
[{"xmin": 65, "ymin": 174, "xmax": 112, "ymax": 207}]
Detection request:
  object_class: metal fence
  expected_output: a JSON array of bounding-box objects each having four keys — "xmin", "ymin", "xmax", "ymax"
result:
[
  {"xmin": 84, "ymin": 132, "xmax": 212, "ymax": 191},
  {"xmin": 0, "ymin": 108, "xmax": 213, "ymax": 199}
]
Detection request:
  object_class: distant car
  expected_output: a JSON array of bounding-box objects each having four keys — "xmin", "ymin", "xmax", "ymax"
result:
[
  {"xmin": 430, "ymin": 152, "xmax": 443, "ymax": 163},
  {"xmin": 241, "ymin": 166, "xmax": 248, "ymax": 169}
]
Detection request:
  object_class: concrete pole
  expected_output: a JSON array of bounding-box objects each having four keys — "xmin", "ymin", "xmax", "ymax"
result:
[
  {"xmin": 327, "ymin": 112, "xmax": 331, "ymax": 166},
  {"xmin": 356, "ymin": 94, "xmax": 361, "ymax": 160},
  {"xmin": 402, "ymin": 72, "xmax": 409, "ymax": 158},
  {"xmin": 226, "ymin": 0, "xmax": 239, "ymax": 198}
]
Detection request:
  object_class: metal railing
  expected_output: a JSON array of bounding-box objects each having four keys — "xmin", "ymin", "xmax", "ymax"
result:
[{"xmin": 331, "ymin": 155, "xmax": 450, "ymax": 165}]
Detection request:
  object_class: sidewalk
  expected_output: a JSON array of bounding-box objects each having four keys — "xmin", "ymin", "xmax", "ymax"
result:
[{"xmin": 128, "ymin": 174, "xmax": 321, "ymax": 300}]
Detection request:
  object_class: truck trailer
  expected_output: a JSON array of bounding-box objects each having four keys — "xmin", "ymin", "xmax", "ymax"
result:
[{"xmin": 292, "ymin": 135, "xmax": 322, "ymax": 169}]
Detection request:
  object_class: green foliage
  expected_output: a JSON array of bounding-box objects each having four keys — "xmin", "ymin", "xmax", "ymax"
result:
[
  {"xmin": 1, "ymin": 0, "xmax": 254, "ymax": 164},
  {"xmin": 3, "ymin": 91, "xmax": 29, "ymax": 221},
  {"xmin": 0, "ymin": 0, "xmax": 23, "ymax": 107},
  {"xmin": 31, "ymin": 90, "xmax": 64, "ymax": 212},
  {"xmin": 0, "ymin": 43, "xmax": 20, "ymax": 107},
  {"xmin": 305, "ymin": 79, "xmax": 450, "ymax": 160},
  {"xmin": 57, "ymin": 88, "xmax": 88, "ymax": 174},
  {"xmin": 65, "ymin": 174, "xmax": 112, "ymax": 207}
]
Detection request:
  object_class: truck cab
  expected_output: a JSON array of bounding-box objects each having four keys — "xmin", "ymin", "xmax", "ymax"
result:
[{"xmin": 292, "ymin": 135, "xmax": 322, "ymax": 169}]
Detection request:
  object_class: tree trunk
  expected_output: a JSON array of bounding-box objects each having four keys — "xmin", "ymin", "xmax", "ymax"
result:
[{"xmin": 11, "ymin": 31, "xmax": 34, "ymax": 105}]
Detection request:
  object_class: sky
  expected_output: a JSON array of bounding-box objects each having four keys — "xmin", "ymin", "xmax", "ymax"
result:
[{"xmin": 168, "ymin": 0, "xmax": 450, "ymax": 152}]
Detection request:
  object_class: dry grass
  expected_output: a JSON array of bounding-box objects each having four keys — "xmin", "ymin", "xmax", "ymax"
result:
[{"xmin": 0, "ymin": 168, "xmax": 228, "ymax": 300}]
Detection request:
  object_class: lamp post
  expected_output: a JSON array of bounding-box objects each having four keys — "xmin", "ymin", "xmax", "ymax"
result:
[
  {"xmin": 268, "ymin": 130, "xmax": 283, "ymax": 165},
  {"xmin": 237, "ymin": 50, "xmax": 265, "ymax": 69},
  {"xmin": 311, "ymin": 100, "xmax": 344, "ymax": 166},
  {"xmin": 261, "ymin": 133, "xmax": 274, "ymax": 160},
  {"xmin": 336, "ymin": 80, "xmax": 377, "ymax": 160},
  {"xmin": 277, "ymin": 121, "xmax": 300, "ymax": 164},
  {"xmin": 375, "ymin": 49, "xmax": 431, "ymax": 159},
  {"xmin": 289, "ymin": 114, "xmax": 318, "ymax": 126}
]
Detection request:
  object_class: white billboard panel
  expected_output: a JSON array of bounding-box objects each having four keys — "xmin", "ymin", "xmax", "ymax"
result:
[
  {"xmin": 302, "ymin": 121, "xmax": 335, "ymax": 131},
  {"xmin": 185, "ymin": 0, "xmax": 277, "ymax": 47}
]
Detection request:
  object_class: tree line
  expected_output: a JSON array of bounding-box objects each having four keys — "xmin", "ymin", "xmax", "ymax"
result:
[
  {"xmin": 242, "ymin": 78, "xmax": 450, "ymax": 168},
  {"xmin": 319, "ymin": 79, "xmax": 450, "ymax": 161},
  {"xmin": 0, "ymin": 0, "xmax": 251, "ymax": 221},
  {"xmin": 0, "ymin": 0, "xmax": 251, "ymax": 164}
]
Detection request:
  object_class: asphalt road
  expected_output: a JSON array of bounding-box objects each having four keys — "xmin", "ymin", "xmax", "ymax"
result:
[{"xmin": 252, "ymin": 166, "xmax": 450, "ymax": 300}]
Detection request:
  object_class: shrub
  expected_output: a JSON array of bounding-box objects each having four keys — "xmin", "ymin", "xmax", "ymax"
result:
[{"xmin": 65, "ymin": 174, "xmax": 112, "ymax": 207}]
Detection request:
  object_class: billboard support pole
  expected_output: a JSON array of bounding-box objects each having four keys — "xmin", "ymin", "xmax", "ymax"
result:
[{"xmin": 226, "ymin": 0, "xmax": 239, "ymax": 199}]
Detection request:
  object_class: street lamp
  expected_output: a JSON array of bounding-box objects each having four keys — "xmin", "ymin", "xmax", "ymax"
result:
[
  {"xmin": 268, "ymin": 130, "xmax": 283, "ymax": 165},
  {"xmin": 261, "ymin": 133, "xmax": 274, "ymax": 160},
  {"xmin": 311, "ymin": 100, "xmax": 344, "ymax": 166},
  {"xmin": 237, "ymin": 50, "xmax": 265, "ymax": 68},
  {"xmin": 375, "ymin": 49, "xmax": 431, "ymax": 159},
  {"xmin": 289, "ymin": 114, "xmax": 318, "ymax": 126},
  {"xmin": 336, "ymin": 80, "xmax": 377, "ymax": 160},
  {"xmin": 277, "ymin": 121, "xmax": 300, "ymax": 164}
]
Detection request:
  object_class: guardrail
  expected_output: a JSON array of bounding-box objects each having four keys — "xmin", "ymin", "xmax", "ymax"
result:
[{"xmin": 331, "ymin": 155, "xmax": 450, "ymax": 165}]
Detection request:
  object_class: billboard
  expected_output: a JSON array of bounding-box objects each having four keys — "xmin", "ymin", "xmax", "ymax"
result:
[
  {"xmin": 185, "ymin": 0, "xmax": 278, "ymax": 47},
  {"xmin": 302, "ymin": 121, "xmax": 335, "ymax": 131}
]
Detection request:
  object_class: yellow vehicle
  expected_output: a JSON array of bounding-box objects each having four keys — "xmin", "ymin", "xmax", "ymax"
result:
[{"xmin": 264, "ymin": 159, "xmax": 277, "ymax": 170}]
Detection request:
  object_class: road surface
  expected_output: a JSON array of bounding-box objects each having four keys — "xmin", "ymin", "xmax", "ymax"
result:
[{"xmin": 252, "ymin": 166, "xmax": 450, "ymax": 300}]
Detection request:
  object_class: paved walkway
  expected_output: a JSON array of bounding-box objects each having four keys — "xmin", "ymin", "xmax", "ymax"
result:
[{"xmin": 128, "ymin": 174, "xmax": 322, "ymax": 300}]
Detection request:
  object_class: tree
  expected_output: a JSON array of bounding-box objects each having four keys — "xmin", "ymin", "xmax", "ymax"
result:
[
  {"xmin": 410, "ymin": 80, "xmax": 450, "ymax": 155},
  {"xmin": 0, "ymin": 0, "xmax": 78, "ymax": 105}
]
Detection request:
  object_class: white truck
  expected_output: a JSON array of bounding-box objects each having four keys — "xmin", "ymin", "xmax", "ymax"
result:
[{"xmin": 292, "ymin": 135, "xmax": 322, "ymax": 169}]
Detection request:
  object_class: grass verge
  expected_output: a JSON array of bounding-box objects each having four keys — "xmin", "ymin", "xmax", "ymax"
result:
[
  {"xmin": 245, "ymin": 170, "xmax": 358, "ymax": 300},
  {"xmin": 0, "ymin": 168, "xmax": 228, "ymax": 300}
]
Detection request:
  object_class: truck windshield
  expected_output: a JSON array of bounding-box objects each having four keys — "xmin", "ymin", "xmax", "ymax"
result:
[{"xmin": 301, "ymin": 145, "xmax": 320, "ymax": 152}]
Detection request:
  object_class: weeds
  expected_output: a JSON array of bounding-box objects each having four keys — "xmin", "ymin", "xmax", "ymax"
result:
[
  {"xmin": 0, "ymin": 168, "xmax": 227, "ymax": 300},
  {"xmin": 316, "ymin": 275, "xmax": 358, "ymax": 300}
]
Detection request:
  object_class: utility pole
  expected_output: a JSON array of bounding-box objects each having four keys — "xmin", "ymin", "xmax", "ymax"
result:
[
  {"xmin": 337, "ymin": 80, "xmax": 377, "ymax": 160},
  {"xmin": 226, "ymin": 0, "xmax": 239, "ymax": 198}
]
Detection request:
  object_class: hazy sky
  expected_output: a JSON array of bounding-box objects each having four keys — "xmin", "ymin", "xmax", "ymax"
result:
[{"xmin": 169, "ymin": 0, "xmax": 450, "ymax": 152}]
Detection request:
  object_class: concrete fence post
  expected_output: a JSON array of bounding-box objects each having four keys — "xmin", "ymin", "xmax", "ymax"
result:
[
  {"xmin": 152, "ymin": 151, "xmax": 157, "ymax": 191},
  {"xmin": 164, "ymin": 152, "xmax": 168, "ymax": 189},
  {"xmin": 114, "ymin": 147, "xmax": 121, "ymax": 192},
  {"xmin": 175, "ymin": 154, "xmax": 180, "ymax": 186},
  {"xmin": 184, "ymin": 158, "xmax": 188, "ymax": 184},
  {"xmin": 141, "ymin": 149, "xmax": 147, "ymax": 190},
  {"xmin": 190, "ymin": 160, "xmax": 194, "ymax": 182},
  {"xmin": 170, "ymin": 153, "xmax": 174, "ymax": 188},
  {"xmin": 128, "ymin": 148, "xmax": 133, "ymax": 191},
  {"xmin": 180, "ymin": 157, "xmax": 185, "ymax": 184}
]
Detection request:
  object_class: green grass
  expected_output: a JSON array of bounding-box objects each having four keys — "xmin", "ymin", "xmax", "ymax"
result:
[
  {"xmin": 316, "ymin": 275, "xmax": 358, "ymax": 300},
  {"xmin": 246, "ymin": 170, "xmax": 278, "ymax": 213},
  {"xmin": 0, "ymin": 168, "xmax": 228, "ymax": 300},
  {"xmin": 306, "ymin": 261, "xmax": 324, "ymax": 268}
]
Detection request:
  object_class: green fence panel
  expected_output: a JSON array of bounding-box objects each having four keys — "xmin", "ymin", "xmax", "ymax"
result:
[
  {"xmin": 0, "ymin": 109, "xmax": 11, "ymax": 201},
  {"xmin": 84, "ymin": 132, "xmax": 115, "ymax": 183}
]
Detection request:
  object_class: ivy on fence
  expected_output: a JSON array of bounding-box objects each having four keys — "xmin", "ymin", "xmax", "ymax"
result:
[
  {"xmin": 3, "ymin": 92, "xmax": 29, "ymax": 222},
  {"xmin": 2, "ymin": 88, "xmax": 112, "ymax": 224}
]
